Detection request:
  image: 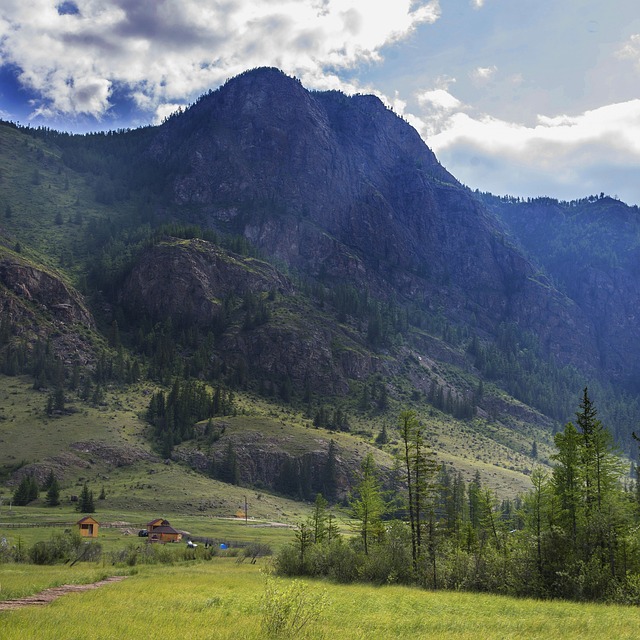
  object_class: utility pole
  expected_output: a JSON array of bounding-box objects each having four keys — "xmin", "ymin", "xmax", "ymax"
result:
[{"xmin": 244, "ymin": 495, "xmax": 248, "ymax": 525}]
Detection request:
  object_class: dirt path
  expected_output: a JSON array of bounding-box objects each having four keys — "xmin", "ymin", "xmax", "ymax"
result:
[{"xmin": 0, "ymin": 576, "xmax": 127, "ymax": 611}]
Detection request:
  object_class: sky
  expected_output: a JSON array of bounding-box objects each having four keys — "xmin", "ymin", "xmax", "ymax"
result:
[{"xmin": 1, "ymin": 0, "xmax": 640, "ymax": 205}]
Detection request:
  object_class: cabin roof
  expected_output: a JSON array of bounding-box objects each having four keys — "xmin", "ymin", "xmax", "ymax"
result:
[
  {"xmin": 147, "ymin": 518, "xmax": 170, "ymax": 526},
  {"xmin": 151, "ymin": 525, "xmax": 180, "ymax": 535}
]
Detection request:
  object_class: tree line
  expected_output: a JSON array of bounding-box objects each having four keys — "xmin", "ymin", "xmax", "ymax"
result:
[
  {"xmin": 146, "ymin": 377, "xmax": 236, "ymax": 457},
  {"xmin": 275, "ymin": 390, "xmax": 640, "ymax": 604}
]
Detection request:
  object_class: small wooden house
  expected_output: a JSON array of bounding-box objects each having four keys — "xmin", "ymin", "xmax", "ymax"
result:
[
  {"xmin": 77, "ymin": 516, "xmax": 99, "ymax": 538},
  {"xmin": 146, "ymin": 518, "xmax": 170, "ymax": 533},
  {"xmin": 147, "ymin": 518, "xmax": 182, "ymax": 544}
]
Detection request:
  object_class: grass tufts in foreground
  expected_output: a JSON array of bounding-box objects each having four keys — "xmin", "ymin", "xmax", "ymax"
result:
[{"xmin": 2, "ymin": 559, "xmax": 640, "ymax": 639}]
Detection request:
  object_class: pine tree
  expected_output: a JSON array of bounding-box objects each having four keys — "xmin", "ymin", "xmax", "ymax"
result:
[
  {"xmin": 552, "ymin": 420, "xmax": 582, "ymax": 547},
  {"xmin": 574, "ymin": 388, "xmax": 626, "ymax": 572},
  {"xmin": 46, "ymin": 476, "xmax": 61, "ymax": 506},
  {"xmin": 309, "ymin": 493, "xmax": 329, "ymax": 544},
  {"xmin": 398, "ymin": 410, "xmax": 439, "ymax": 570},
  {"xmin": 219, "ymin": 441, "xmax": 240, "ymax": 485},
  {"xmin": 13, "ymin": 475, "xmax": 38, "ymax": 506},
  {"xmin": 350, "ymin": 453, "xmax": 386, "ymax": 554},
  {"xmin": 78, "ymin": 483, "xmax": 95, "ymax": 513},
  {"xmin": 322, "ymin": 440, "xmax": 339, "ymax": 503},
  {"xmin": 375, "ymin": 424, "xmax": 389, "ymax": 445}
]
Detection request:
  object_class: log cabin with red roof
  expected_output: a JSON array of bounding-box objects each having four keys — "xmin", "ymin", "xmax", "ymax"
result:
[{"xmin": 147, "ymin": 518, "xmax": 182, "ymax": 543}]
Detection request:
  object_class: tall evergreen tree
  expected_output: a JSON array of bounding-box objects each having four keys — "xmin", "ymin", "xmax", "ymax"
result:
[
  {"xmin": 322, "ymin": 440, "xmax": 339, "ymax": 503},
  {"xmin": 309, "ymin": 493, "xmax": 330, "ymax": 544},
  {"xmin": 552, "ymin": 420, "xmax": 582, "ymax": 548},
  {"xmin": 350, "ymin": 453, "xmax": 386, "ymax": 555},
  {"xmin": 46, "ymin": 476, "xmax": 61, "ymax": 507},
  {"xmin": 78, "ymin": 483, "xmax": 95, "ymax": 513},
  {"xmin": 13, "ymin": 475, "xmax": 39, "ymax": 506},
  {"xmin": 398, "ymin": 410, "xmax": 439, "ymax": 570}
]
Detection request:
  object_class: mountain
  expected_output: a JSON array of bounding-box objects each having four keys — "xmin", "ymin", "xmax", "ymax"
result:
[
  {"xmin": 147, "ymin": 69, "xmax": 597, "ymax": 372},
  {"xmin": 1, "ymin": 67, "xmax": 640, "ymax": 502},
  {"xmin": 481, "ymin": 193, "xmax": 640, "ymax": 392}
]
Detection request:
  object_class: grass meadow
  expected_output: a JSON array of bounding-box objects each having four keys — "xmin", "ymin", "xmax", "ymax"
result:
[{"xmin": 2, "ymin": 559, "xmax": 640, "ymax": 639}]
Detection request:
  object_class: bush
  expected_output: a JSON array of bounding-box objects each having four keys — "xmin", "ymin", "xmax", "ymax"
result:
[
  {"xmin": 28, "ymin": 531, "xmax": 86, "ymax": 565},
  {"xmin": 609, "ymin": 573, "xmax": 640, "ymax": 605},
  {"xmin": 238, "ymin": 542, "xmax": 273, "ymax": 564},
  {"xmin": 309, "ymin": 539, "xmax": 361, "ymax": 583},
  {"xmin": 553, "ymin": 556, "xmax": 615, "ymax": 602},
  {"xmin": 109, "ymin": 542, "xmax": 177, "ymax": 566},
  {"xmin": 260, "ymin": 576, "xmax": 328, "ymax": 637},
  {"xmin": 272, "ymin": 543, "xmax": 308, "ymax": 577}
]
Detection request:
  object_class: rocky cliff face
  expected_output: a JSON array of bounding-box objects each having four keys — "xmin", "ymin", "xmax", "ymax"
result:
[
  {"xmin": 146, "ymin": 68, "xmax": 599, "ymax": 375},
  {"xmin": 120, "ymin": 237, "xmax": 293, "ymax": 325},
  {"xmin": 0, "ymin": 252, "xmax": 95, "ymax": 366},
  {"xmin": 120, "ymin": 237, "xmax": 379, "ymax": 393}
]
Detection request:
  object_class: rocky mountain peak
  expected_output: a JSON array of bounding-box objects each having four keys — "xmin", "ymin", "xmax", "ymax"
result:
[{"xmin": 144, "ymin": 70, "xmax": 598, "ymax": 376}]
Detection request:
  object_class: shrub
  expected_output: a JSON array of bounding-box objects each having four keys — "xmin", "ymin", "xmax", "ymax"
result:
[
  {"xmin": 309, "ymin": 539, "xmax": 361, "ymax": 583},
  {"xmin": 28, "ymin": 531, "xmax": 87, "ymax": 565},
  {"xmin": 260, "ymin": 576, "xmax": 328, "ymax": 638},
  {"xmin": 238, "ymin": 542, "xmax": 273, "ymax": 564},
  {"xmin": 109, "ymin": 542, "xmax": 176, "ymax": 566},
  {"xmin": 272, "ymin": 543, "xmax": 307, "ymax": 577}
]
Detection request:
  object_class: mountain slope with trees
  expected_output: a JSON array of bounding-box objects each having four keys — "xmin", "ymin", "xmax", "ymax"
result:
[{"xmin": 1, "ymin": 67, "xmax": 640, "ymax": 505}]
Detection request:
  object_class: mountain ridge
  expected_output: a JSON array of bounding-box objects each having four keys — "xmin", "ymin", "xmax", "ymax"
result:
[
  {"xmin": 2, "ymin": 67, "xmax": 640, "ymax": 499},
  {"xmin": 145, "ymin": 67, "xmax": 600, "ymax": 376}
]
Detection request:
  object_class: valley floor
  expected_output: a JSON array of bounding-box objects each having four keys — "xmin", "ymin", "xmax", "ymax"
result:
[{"xmin": 1, "ymin": 560, "xmax": 639, "ymax": 639}]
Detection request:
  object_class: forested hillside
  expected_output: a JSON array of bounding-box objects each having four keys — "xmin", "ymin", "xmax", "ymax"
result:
[{"xmin": 2, "ymin": 67, "xmax": 640, "ymax": 510}]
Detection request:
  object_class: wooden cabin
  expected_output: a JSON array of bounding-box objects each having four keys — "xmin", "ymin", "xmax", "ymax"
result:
[
  {"xmin": 147, "ymin": 518, "xmax": 182, "ymax": 543},
  {"xmin": 77, "ymin": 516, "xmax": 99, "ymax": 538},
  {"xmin": 146, "ymin": 518, "xmax": 170, "ymax": 533}
]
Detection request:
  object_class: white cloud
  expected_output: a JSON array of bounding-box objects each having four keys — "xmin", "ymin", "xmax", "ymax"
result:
[
  {"xmin": 618, "ymin": 33, "xmax": 640, "ymax": 69},
  {"xmin": 0, "ymin": 0, "xmax": 440, "ymax": 119},
  {"xmin": 471, "ymin": 65, "xmax": 498, "ymax": 83},
  {"xmin": 414, "ymin": 99, "xmax": 640, "ymax": 203},
  {"xmin": 431, "ymin": 100, "xmax": 640, "ymax": 157},
  {"xmin": 415, "ymin": 88, "xmax": 463, "ymax": 136},
  {"xmin": 470, "ymin": 0, "xmax": 485, "ymax": 8},
  {"xmin": 153, "ymin": 102, "xmax": 188, "ymax": 125},
  {"xmin": 417, "ymin": 88, "xmax": 461, "ymax": 111}
]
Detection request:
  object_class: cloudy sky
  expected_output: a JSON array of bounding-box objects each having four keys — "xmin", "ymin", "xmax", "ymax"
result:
[{"xmin": 1, "ymin": 0, "xmax": 639, "ymax": 204}]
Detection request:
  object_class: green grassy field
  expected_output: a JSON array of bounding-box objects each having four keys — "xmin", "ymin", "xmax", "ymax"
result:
[
  {"xmin": 0, "ymin": 504, "xmax": 302, "ymax": 553},
  {"xmin": 1, "ymin": 559, "xmax": 639, "ymax": 639},
  {"xmin": 0, "ymin": 371, "xmax": 540, "ymax": 518}
]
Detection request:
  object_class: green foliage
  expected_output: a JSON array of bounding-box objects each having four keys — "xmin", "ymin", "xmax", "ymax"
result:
[
  {"xmin": 375, "ymin": 424, "xmax": 389, "ymax": 445},
  {"xmin": 322, "ymin": 440, "xmax": 338, "ymax": 503},
  {"xmin": 28, "ymin": 531, "xmax": 88, "ymax": 565},
  {"xmin": 45, "ymin": 475, "xmax": 61, "ymax": 507},
  {"xmin": 12, "ymin": 475, "xmax": 39, "ymax": 506},
  {"xmin": 397, "ymin": 409, "xmax": 439, "ymax": 570},
  {"xmin": 272, "ymin": 396, "xmax": 640, "ymax": 605},
  {"xmin": 350, "ymin": 453, "xmax": 386, "ymax": 554},
  {"xmin": 146, "ymin": 377, "xmax": 235, "ymax": 455},
  {"xmin": 78, "ymin": 483, "xmax": 95, "ymax": 513},
  {"xmin": 216, "ymin": 441, "xmax": 240, "ymax": 485},
  {"xmin": 108, "ymin": 542, "xmax": 177, "ymax": 566},
  {"xmin": 312, "ymin": 406, "xmax": 349, "ymax": 432},
  {"xmin": 260, "ymin": 576, "xmax": 328, "ymax": 638}
]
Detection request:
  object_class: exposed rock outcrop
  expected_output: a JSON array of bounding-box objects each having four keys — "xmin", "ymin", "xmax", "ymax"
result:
[
  {"xmin": 120, "ymin": 238, "xmax": 292, "ymax": 325},
  {"xmin": 119, "ymin": 237, "xmax": 379, "ymax": 393},
  {"xmin": 0, "ymin": 252, "xmax": 96, "ymax": 366}
]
